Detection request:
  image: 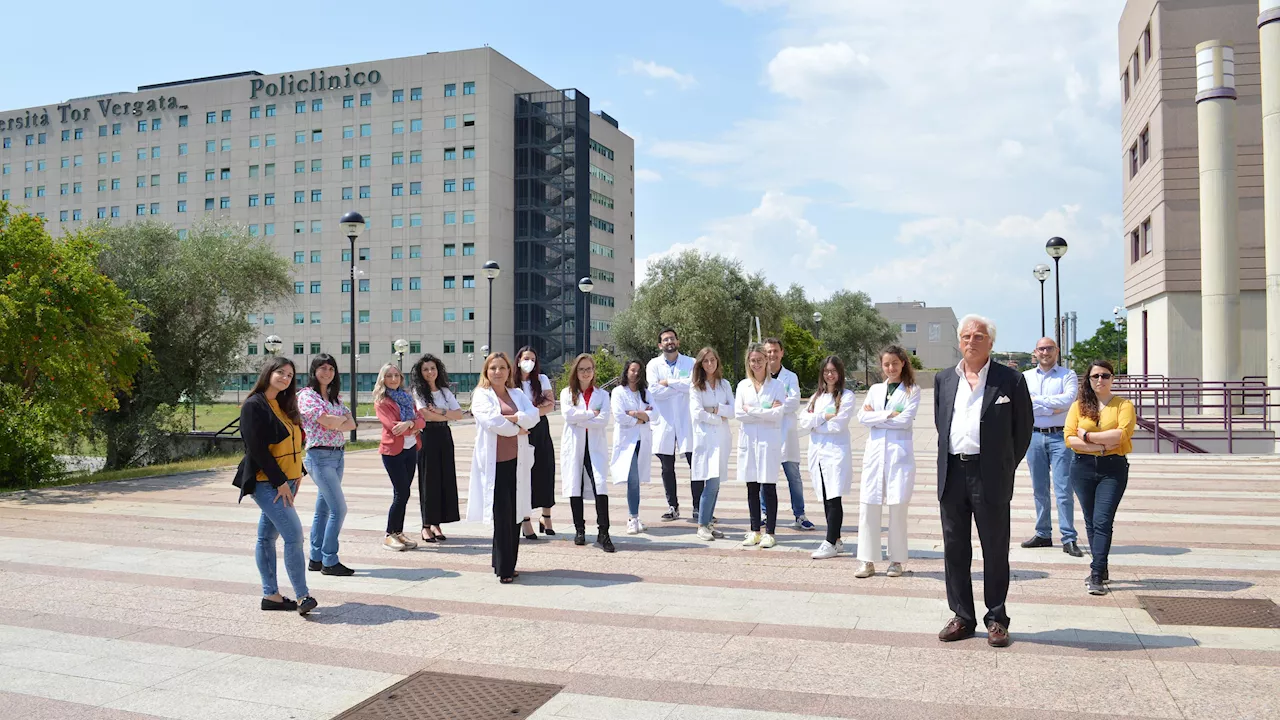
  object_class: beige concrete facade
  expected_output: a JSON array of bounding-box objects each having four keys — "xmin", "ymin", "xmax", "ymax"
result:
[
  {"xmin": 1120, "ymin": 0, "xmax": 1265, "ymax": 378},
  {"xmin": 872, "ymin": 301, "xmax": 962, "ymax": 370},
  {"xmin": 0, "ymin": 47, "xmax": 634, "ymax": 387}
]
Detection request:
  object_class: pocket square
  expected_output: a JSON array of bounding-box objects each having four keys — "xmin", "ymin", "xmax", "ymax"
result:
[{"xmin": 994, "ymin": 395, "xmax": 1011, "ymax": 404}]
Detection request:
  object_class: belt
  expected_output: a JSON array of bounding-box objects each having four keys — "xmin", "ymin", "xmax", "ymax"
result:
[
  {"xmin": 950, "ymin": 453, "xmax": 979, "ymax": 462},
  {"xmin": 1033, "ymin": 426, "xmax": 1064, "ymax": 434},
  {"xmin": 309, "ymin": 445, "xmax": 344, "ymax": 452}
]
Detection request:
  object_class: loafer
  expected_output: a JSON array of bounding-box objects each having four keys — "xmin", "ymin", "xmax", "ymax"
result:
[
  {"xmin": 321, "ymin": 562, "xmax": 355, "ymax": 577},
  {"xmin": 938, "ymin": 617, "xmax": 975, "ymax": 642},
  {"xmin": 1020, "ymin": 535, "xmax": 1052, "ymax": 549},
  {"xmin": 1063, "ymin": 541, "xmax": 1083, "ymax": 557},
  {"xmin": 307, "ymin": 560, "xmax": 322, "ymax": 572},
  {"xmin": 986, "ymin": 621, "xmax": 1010, "ymax": 647},
  {"xmin": 261, "ymin": 596, "xmax": 298, "ymax": 612},
  {"xmin": 297, "ymin": 596, "xmax": 318, "ymax": 616}
]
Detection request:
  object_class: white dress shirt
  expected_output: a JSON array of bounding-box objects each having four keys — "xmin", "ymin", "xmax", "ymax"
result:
[
  {"xmin": 1023, "ymin": 364, "xmax": 1078, "ymax": 429},
  {"xmin": 948, "ymin": 358, "xmax": 990, "ymax": 455}
]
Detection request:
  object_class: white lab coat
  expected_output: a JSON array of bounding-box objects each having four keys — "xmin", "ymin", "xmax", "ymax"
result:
[
  {"xmin": 646, "ymin": 354, "xmax": 695, "ymax": 455},
  {"xmin": 856, "ymin": 382, "xmax": 921, "ymax": 506},
  {"xmin": 466, "ymin": 386, "xmax": 539, "ymax": 525},
  {"xmin": 798, "ymin": 389, "xmax": 857, "ymax": 499},
  {"xmin": 609, "ymin": 386, "xmax": 655, "ymax": 486},
  {"xmin": 772, "ymin": 366, "xmax": 802, "ymax": 464},
  {"xmin": 734, "ymin": 377, "xmax": 787, "ymax": 485},
  {"xmin": 689, "ymin": 379, "xmax": 734, "ymax": 482},
  {"xmin": 559, "ymin": 386, "xmax": 611, "ymax": 497}
]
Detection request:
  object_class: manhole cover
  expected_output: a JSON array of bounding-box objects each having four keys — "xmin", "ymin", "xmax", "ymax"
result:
[
  {"xmin": 331, "ymin": 670, "xmax": 563, "ymax": 720},
  {"xmin": 1137, "ymin": 596, "xmax": 1280, "ymax": 628}
]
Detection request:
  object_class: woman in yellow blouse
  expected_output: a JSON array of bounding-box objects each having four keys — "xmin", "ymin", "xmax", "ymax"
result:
[{"xmin": 1064, "ymin": 359, "xmax": 1136, "ymax": 596}]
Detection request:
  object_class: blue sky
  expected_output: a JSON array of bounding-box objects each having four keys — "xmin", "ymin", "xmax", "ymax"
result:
[{"xmin": 5, "ymin": 0, "xmax": 1126, "ymax": 354}]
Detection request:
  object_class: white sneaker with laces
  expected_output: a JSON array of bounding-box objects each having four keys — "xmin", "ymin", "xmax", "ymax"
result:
[
  {"xmin": 760, "ymin": 533, "xmax": 777, "ymax": 549},
  {"xmin": 835, "ymin": 539, "xmax": 845, "ymax": 554},
  {"xmin": 811, "ymin": 541, "xmax": 838, "ymax": 559},
  {"xmin": 383, "ymin": 535, "xmax": 406, "ymax": 552},
  {"xmin": 742, "ymin": 531, "xmax": 762, "ymax": 547},
  {"xmin": 854, "ymin": 561, "xmax": 875, "ymax": 578},
  {"xmin": 696, "ymin": 525, "xmax": 715, "ymax": 541},
  {"xmin": 886, "ymin": 562, "xmax": 904, "ymax": 577},
  {"xmin": 626, "ymin": 517, "xmax": 639, "ymax": 535},
  {"xmin": 635, "ymin": 517, "xmax": 646, "ymax": 532}
]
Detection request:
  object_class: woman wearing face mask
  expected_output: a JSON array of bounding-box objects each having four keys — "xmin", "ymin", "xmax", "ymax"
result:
[
  {"xmin": 800, "ymin": 356, "xmax": 856, "ymax": 561},
  {"xmin": 516, "ymin": 346, "xmax": 558, "ymax": 539},
  {"xmin": 735, "ymin": 343, "xmax": 787, "ymax": 549},
  {"xmin": 374, "ymin": 363, "xmax": 425, "ymax": 552},
  {"xmin": 233, "ymin": 356, "xmax": 318, "ymax": 616},
  {"xmin": 853, "ymin": 346, "xmax": 921, "ymax": 577},
  {"xmin": 411, "ymin": 354, "xmax": 465, "ymax": 543},
  {"xmin": 297, "ymin": 354, "xmax": 357, "ymax": 576},
  {"xmin": 611, "ymin": 360, "xmax": 656, "ymax": 534},
  {"xmin": 689, "ymin": 347, "xmax": 734, "ymax": 542}
]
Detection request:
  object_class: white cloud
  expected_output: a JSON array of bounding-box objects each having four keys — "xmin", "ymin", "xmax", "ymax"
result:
[
  {"xmin": 635, "ymin": 168, "xmax": 663, "ymax": 183},
  {"xmin": 766, "ymin": 42, "xmax": 878, "ymax": 100},
  {"xmin": 627, "ymin": 59, "xmax": 698, "ymax": 90}
]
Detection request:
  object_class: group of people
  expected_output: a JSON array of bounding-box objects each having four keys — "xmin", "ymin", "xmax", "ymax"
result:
[{"xmin": 233, "ymin": 314, "xmax": 1136, "ymax": 651}]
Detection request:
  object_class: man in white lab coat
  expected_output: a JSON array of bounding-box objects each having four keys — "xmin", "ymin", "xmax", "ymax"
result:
[
  {"xmin": 762, "ymin": 338, "xmax": 815, "ymax": 530},
  {"xmin": 646, "ymin": 327, "xmax": 697, "ymax": 521}
]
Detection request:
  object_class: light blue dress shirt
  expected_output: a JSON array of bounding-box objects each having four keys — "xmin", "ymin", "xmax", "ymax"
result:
[{"xmin": 1023, "ymin": 364, "xmax": 1078, "ymax": 428}]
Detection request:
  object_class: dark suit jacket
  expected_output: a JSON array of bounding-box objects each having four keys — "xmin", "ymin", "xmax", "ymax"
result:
[
  {"xmin": 232, "ymin": 393, "xmax": 306, "ymax": 503},
  {"xmin": 934, "ymin": 359, "xmax": 1033, "ymax": 504}
]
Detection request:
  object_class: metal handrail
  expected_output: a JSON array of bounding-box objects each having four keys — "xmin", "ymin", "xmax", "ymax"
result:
[{"xmin": 1111, "ymin": 376, "xmax": 1279, "ymax": 453}]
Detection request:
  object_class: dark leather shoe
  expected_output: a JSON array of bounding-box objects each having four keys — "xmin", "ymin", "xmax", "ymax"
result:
[
  {"xmin": 599, "ymin": 533, "xmax": 616, "ymax": 553},
  {"xmin": 986, "ymin": 621, "xmax": 1010, "ymax": 647},
  {"xmin": 938, "ymin": 617, "xmax": 975, "ymax": 642},
  {"xmin": 1020, "ymin": 535, "xmax": 1052, "ymax": 549},
  {"xmin": 321, "ymin": 562, "xmax": 355, "ymax": 577},
  {"xmin": 261, "ymin": 596, "xmax": 298, "ymax": 611},
  {"xmin": 573, "ymin": 530, "xmax": 586, "ymax": 546},
  {"xmin": 297, "ymin": 596, "xmax": 318, "ymax": 616},
  {"xmin": 308, "ymin": 560, "xmax": 322, "ymax": 572},
  {"xmin": 1062, "ymin": 541, "xmax": 1083, "ymax": 557}
]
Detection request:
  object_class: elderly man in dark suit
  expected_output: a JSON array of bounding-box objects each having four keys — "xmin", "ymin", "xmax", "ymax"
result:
[{"xmin": 934, "ymin": 314, "xmax": 1033, "ymax": 647}]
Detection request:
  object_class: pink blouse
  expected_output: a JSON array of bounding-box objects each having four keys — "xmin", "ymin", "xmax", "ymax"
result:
[{"xmin": 297, "ymin": 387, "xmax": 350, "ymax": 450}]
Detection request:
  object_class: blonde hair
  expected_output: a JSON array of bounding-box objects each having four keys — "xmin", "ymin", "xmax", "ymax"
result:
[
  {"xmin": 745, "ymin": 343, "xmax": 769, "ymax": 383},
  {"xmin": 372, "ymin": 363, "xmax": 402, "ymax": 405},
  {"xmin": 476, "ymin": 352, "xmax": 517, "ymax": 390}
]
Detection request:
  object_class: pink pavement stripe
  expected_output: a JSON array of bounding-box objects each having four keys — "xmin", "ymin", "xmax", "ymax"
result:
[
  {"xmin": 3, "ymin": 559, "xmax": 1279, "ymax": 669},
  {"xmin": 0, "ymin": 690, "xmax": 165, "ymax": 720}
]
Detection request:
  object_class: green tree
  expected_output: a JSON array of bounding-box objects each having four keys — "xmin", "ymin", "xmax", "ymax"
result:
[
  {"xmin": 814, "ymin": 290, "xmax": 899, "ymax": 377},
  {"xmin": 782, "ymin": 283, "xmax": 818, "ymax": 334},
  {"xmin": 0, "ymin": 202, "xmax": 148, "ymax": 484},
  {"xmin": 609, "ymin": 250, "xmax": 784, "ymax": 384},
  {"xmin": 1069, "ymin": 319, "xmax": 1128, "ymax": 376},
  {"xmin": 91, "ymin": 219, "xmax": 293, "ymax": 469},
  {"xmin": 555, "ymin": 347, "xmax": 624, "ymax": 396},
  {"xmin": 779, "ymin": 317, "xmax": 825, "ymax": 392}
]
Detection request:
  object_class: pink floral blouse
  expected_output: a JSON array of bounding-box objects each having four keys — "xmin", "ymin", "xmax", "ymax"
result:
[{"xmin": 297, "ymin": 387, "xmax": 350, "ymax": 450}]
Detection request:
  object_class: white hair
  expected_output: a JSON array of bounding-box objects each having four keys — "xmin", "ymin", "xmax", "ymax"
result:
[{"xmin": 957, "ymin": 314, "xmax": 997, "ymax": 343}]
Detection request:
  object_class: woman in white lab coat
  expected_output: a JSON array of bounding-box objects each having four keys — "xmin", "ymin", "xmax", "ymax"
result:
[
  {"xmin": 465, "ymin": 352, "xmax": 539, "ymax": 584},
  {"xmin": 735, "ymin": 344, "xmax": 787, "ymax": 548},
  {"xmin": 688, "ymin": 347, "xmax": 734, "ymax": 542},
  {"xmin": 559, "ymin": 353, "xmax": 615, "ymax": 553},
  {"xmin": 854, "ymin": 345, "xmax": 921, "ymax": 579},
  {"xmin": 611, "ymin": 360, "xmax": 656, "ymax": 535},
  {"xmin": 799, "ymin": 355, "xmax": 857, "ymax": 560}
]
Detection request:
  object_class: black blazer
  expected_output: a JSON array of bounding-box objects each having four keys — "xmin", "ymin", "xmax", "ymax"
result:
[
  {"xmin": 933, "ymin": 359, "xmax": 1033, "ymax": 504},
  {"xmin": 232, "ymin": 393, "xmax": 306, "ymax": 502}
]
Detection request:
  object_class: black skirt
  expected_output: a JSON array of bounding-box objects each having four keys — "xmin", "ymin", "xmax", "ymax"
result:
[
  {"xmin": 416, "ymin": 423, "xmax": 461, "ymax": 526},
  {"xmin": 529, "ymin": 414, "xmax": 557, "ymax": 509}
]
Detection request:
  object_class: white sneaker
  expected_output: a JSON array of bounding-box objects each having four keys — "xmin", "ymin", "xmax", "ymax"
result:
[
  {"xmin": 382, "ymin": 535, "xmax": 406, "ymax": 552},
  {"xmin": 854, "ymin": 561, "xmax": 875, "ymax": 578},
  {"xmin": 835, "ymin": 539, "xmax": 845, "ymax": 554},
  {"xmin": 696, "ymin": 525, "xmax": 715, "ymax": 541},
  {"xmin": 742, "ymin": 531, "xmax": 762, "ymax": 546},
  {"xmin": 635, "ymin": 517, "xmax": 646, "ymax": 532},
  {"xmin": 886, "ymin": 562, "xmax": 904, "ymax": 577},
  {"xmin": 811, "ymin": 541, "xmax": 838, "ymax": 559},
  {"xmin": 626, "ymin": 517, "xmax": 639, "ymax": 535},
  {"xmin": 395, "ymin": 532, "xmax": 418, "ymax": 550},
  {"xmin": 760, "ymin": 533, "xmax": 777, "ymax": 549}
]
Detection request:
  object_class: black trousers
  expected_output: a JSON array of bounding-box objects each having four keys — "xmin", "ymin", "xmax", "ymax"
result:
[
  {"xmin": 491, "ymin": 459, "xmax": 519, "ymax": 578},
  {"xmin": 820, "ymin": 469, "xmax": 843, "ymax": 545},
  {"xmin": 939, "ymin": 455, "xmax": 1011, "ymax": 629},
  {"xmin": 570, "ymin": 451, "xmax": 611, "ymax": 534},
  {"xmin": 746, "ymin": 482, "xmax": 778, "ymax": 533},
  {"xmin": 657, "ymin": 452, "xmax": 696, "ymax": 512},
  {"xmin": 381, "ymin": 445, "xmax": 418, "ymax": 534}
]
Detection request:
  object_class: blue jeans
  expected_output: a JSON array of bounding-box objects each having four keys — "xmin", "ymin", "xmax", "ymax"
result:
[
  {"xmin": 698, "ymin": 477, "xmax": 721, "ymax": 526},
  {"xmin": 762, "ymin": 461, "xmax": 806, "ymax": 519},
  {"xmin": 1072, "ymin": 454, "xmax": 1130, "ymax": 576},
  {"xmin": 1027, "ymin": 431, "xmax": 1076, "ymax": 543},
  {"xmin": 305, "ymin": 448, "xmax": 347, "ymax": 567},
  {"xmin": 251, "ymin": 480, "xmax": 309, "ymax": 599},
  {"xmin": 626, "ymin": 446, "xmax": 641, "ymax": 517}
]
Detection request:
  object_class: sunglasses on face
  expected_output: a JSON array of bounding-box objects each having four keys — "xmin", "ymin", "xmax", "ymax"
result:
[{"xmin": 1090, "ymin": 373, "xmax": 1114, "ymax": 380}]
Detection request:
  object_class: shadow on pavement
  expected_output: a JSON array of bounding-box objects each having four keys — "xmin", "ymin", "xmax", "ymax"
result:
[
  {"xmin": 3, "ymin": 472, "xmax": 224, "ymax": 504},
  {"xmin": 1013, "ymin": 628, "xmax": 1198, "ymax": 651},
  {"xmin": 1110, "ymin": 545, "xmax": 1192, "ymax": 556},
  {"xmin": 515, "ymin": 569, "xmax": 643, "ymax": 587},
  {"xmin": 307, "ymin": 601, "xmax": 441, "ymax": 625},
  {"xmin": 358, "ymin": 567, "xmax": 462, "ymax": 582},
  {"xmin": 1118, "ymin": 578, "xmax": 1255, "ymax": 592}
]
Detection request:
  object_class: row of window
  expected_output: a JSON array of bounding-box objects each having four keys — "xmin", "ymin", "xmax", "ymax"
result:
[
  {"xmin": 1129, "ymin": 216, "xmax": 1153, "ymax": 263},
  {"xmin": 589, "ymin": 164, "xmax": 614, "ymax": 184},
  {"xmin": 590, "ymin": 241, "xmax": 614, "ymax": 258},
  {"xmin": 1121, "ymin": 23, "xmax": 1154, "ymax": 103},
  {"xmin": 292, "ymin": 243, "xmax": 476, "ymax": 265},
  {"xmin": 1127, "ymin": 125, "xmax": 1150, "ymax": 179},
  {"xmin": 589, "ymin": 139, "xmax": 614, "ymax": 161},
  {"xmin": 246, "ymin": 339, "xmax": 474, "ymax": 358},
  {"xmin": 9, "ymin": 175, "xmax": 481, "ymax": 202},
  {"xmin": 590, "ymin": 191, "xmax": 613, "ymax": 209},
  {"xmin": 589, "ymin": 216, "xmax": 615, "ymax": 233},
  {"xmin": 253, "ymin": 307, "xmax": 484, "ymax": 327},
  {"xmin": 291, "ymin": 273, "xmax": 542, "ymax": 295}
]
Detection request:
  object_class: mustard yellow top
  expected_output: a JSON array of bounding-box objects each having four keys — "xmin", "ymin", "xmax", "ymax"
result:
[
  {"xmin": 1064, "ymin": 396, "xmax": 1136, "ymax": 457},
  {"xmin": 256, "ymin": 397, "xmax": 304, "ymax": 482}
]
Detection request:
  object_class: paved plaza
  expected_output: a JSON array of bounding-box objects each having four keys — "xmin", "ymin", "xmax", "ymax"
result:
[{"xmin": 0, "ymin": 390, "xmax": 1278, "ymax": 719}]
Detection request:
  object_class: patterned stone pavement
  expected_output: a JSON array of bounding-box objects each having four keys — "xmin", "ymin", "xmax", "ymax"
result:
[{"xmin": 0, "ymin": 389, "xmax": 1277, "ymax": 719}]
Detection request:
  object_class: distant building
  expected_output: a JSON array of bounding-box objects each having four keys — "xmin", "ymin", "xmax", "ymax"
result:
[{"xmin": 874, "ymin": 301, "xmax": 961, "ymax": 370}]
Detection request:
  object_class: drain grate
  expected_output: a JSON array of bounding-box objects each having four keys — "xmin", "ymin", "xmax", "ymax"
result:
[
  {"xmin": 331, "ymin": 670, "xmax": 563, "ymax": 720},
  {"xmin": 1137, "ymin": 596, "xmax": 1280, "ymax": 629}
]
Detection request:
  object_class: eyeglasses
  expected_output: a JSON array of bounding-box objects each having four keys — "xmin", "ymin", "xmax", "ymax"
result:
[
  {"xmin": 1035, "ymin": 346, "xmax": 1056, "ymax": 352},
  {"xmin": 1090, "ymin": 373, "xmax": 1114, "ymax": 380}
]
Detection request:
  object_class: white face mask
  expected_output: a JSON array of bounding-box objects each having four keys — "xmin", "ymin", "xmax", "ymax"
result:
[{"xmin": 519, "ymin": 360, "xmax": 535, "ymax": 374}]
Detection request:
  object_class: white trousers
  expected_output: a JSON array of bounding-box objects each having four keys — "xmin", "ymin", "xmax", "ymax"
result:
[{"xmin": 857, "ymin": 502, "xmax": 909, "ymax": 562}]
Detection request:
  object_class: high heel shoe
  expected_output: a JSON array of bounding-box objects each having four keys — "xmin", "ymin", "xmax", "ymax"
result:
[
  {"xmin": 420, "ymin": 528, "xmax": 437, "ymax": 543},
  {"xmin": 433, "ymin": 525, "xmax": 446, "ymax": 542},
  {"xmin": 522, "ymin": 518, "xmax": 538, "ymax": 541},
  {"xmin": 539, "ymin": 513, "xmax": 557, "ymax": 536}
]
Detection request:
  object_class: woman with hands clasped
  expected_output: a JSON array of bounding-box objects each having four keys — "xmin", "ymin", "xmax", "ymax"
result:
[
  {"xmin": 689, "ymin": 347, "xmax": 735, "ymax": 542},
  {"xmin": 854, "ymin": 346, "xmax": 921, "ymax": 578},
  {"xmin": 735, "ymin": 343, "xmax": 788, "ymax": 549},
  {"xmin": 801, "ymin": 356, "xmax": 857, "ymax": 561},
  {"xmin": 611, "ymin": 360, "xmax": 657, "ymax": 534},
  {"xmin": 560, "ymin": 353, "xmax": 615, "ymax": 553},
  {"xmin": 375, "ymin": 364, "xmax": 426, "ymax": 552},
  {"xmin": 410, "ymin": 354, "xmax": 465, "ymax": 544}
]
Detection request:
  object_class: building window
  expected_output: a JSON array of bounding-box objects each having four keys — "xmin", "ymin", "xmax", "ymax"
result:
[
  {"xmin": 295, "ymin": 191, "xmax": 305, "ymax": 203},
  {"xmin": 462, "ymin": 242, "xmax": 475, "ymax": 256},
  {"xmin": 359, "ymin": 311, "xmax": 370, "ymax": 324},
  {"xmin": 220, "ymin": 197, "xmax": 231, "ymax": 209},
  {"xmin": 444, "ymin": 116, "xmax": 456, "ymax": 129},
  {"xmin": 410, "ymin": 213, "xmax": 422, "ymax": 227},
  {"xmin": 360, "ymin": 185, "xmax": 370, "ymax": 198},
  {"xmin": 410, "ymin": 150, "xmax": 422, "ymax": 164},
  {"xmin": 392, "ymin": 246, "xmax": 404, "ymax": 259},
  {"xmin": 410, "ymin": 119, "xmax": 422, "ymax": 133},
  {"xmin": 462, "ymin": 275, "xmax": 475, "ymax": 289},
  {"xmin": 392, "ymin": 152, "xmax": 404, "ymax": 165},
  {"xmin": 444, "ymin": 212, "xmax": 456, "ymax": 225},
  {"xmin": 410, "ymin": 277, "xmax": 422, "ymax": 290},
  {"xmin": 1143, "ymin": 25, "xmax": 1153, "ymax": 62},
  {"xmin": 444, "ymin": 244, "xmax": 456, "ymax": 257},
  {"xmin": 444, "ymin": 276, "xmax": 456, "ymax": 289},
  {"xmin": 178, "ymin": 143, "xmax": 187, "ymax": 156},
  {"xmin": 266, "ymin": 134, "xmax": 276, "ymax": 147},
  {"xmin": 313, "ymin": 98, "xmax": 323, "ymax": 111},
  {"xmin": 392, "ymin": 183, "xmax": 403, "ymax": 196},
  {"xmin": 444, "ymin": 179, "xmax": 456, "ymax": 193},
  {"xmin": 360, "ymin": 154, "xmax": 371, "ymax": 167},
  {"xmin": 590, "ymin": 241, "xmax": 614, "ymax": 258},
  {"xmin": 296, "ymin": 132, "xmax": 306, "ymax": 144},
  {"xmin": 1130, "ymin": 228, "xmax": 1141, "ymax": 263},
  {"xmin": 312, "ymin": 159, "xmax": 322, "ymax": 172},
  {"xmin": 392, "ymin": 277, "xmax": 404, "ymax": 291},
  {"xmin": 265, "ymin": 193, "xmax": 275, "ymax": 205},
  {"xmin": 463, "ymin": 146, "xmax": 475, "ymax": 159},
  {"xmin": 443, "ymin": 307, "xmax": 456, "ymax": 322},
  {"xmin": 343, "ymin": 95, "xmax": 354, "ymax": 108},
  {"xmin": 207, "ymin": 111, "xmax": 216, "ymax": 124},
  {"xmin": 359, "ymin": 279, "xmax": 370, "ymax": 292},
  {"xmin": 444, "ymin": 147, "xmax": 456, "ymax": 161},
  {"xmin": 590, "ymin": 216, "xmax": 615, "ymax": 233},
  {"xmin": 590, "ymin": 165, "xmax": 614, "ymax": 184},
  {"xmin": 248, "ymin": 344, "xmax": 258, "ymax": 356},
  {"xmin": 265, "ymin": 223, "xmax": 275, "ymax": 236},
  {"xmin": 391, "ymin": 309, "xmax": 404, "ymax": 322},
  {"xmin": 343, "ymin": 156, "xmax": 354, "ymax": 169},
  {"xmin": 1129, "ymin": 142, "xmax": 1139, "ymax": 178},
  {"xmin": 1140, "ymin": 126, "xmax": 1150, "ymax": 163},
  {"xmin": 1142, "ymin": 217, "xmax": 1153, "ymax": 256},
  {"xmin": 220, "ymin": 168, "xmax": 231, "ymax": 180},
  {"xmin": 265, "ymin": 163, "xmax": 275, "ymax": 175},
  {"xmin": 311, "ymin": 189, "xmax": 322, "ymax": 202},
  {"xmin": 250, "ymin": 136, "xmax": 260, "ymax": 148},
  {"xmin": 392, "ymin": 215, "xmax": 404, "ymax": 228},
  {"xmin": 360, "ymin": 123, "xmax": 371, "ymax": 137},
  {"xmin": 590, "ymin": 139, "xmax": 615, "ymax": 160},
  {"xmin": 462, "ymin": 211, "xmax": 475, "ymax": 224},
  {"xmin": 343, "ymin": 187, "xmax": 353, "ymax": 200},
  {"xmin": 294, "ymin": 251, "xmax": 305, "ymax": 264},
  {"xmin": 311, "ymin": 281, "xmax": 321, "ymax": 294},
  {"xmin": 463, "ymin": 81, "xmax": 475, "ymax": 95},
  {"xmin": 409, "ymin": 245, "xmax": 421, "ymax": 258},
  {"xmin": 411, "ymin": 87, "xmax": 422, "ymax": 101},
  {"xmin": 312, "ymin": 129, "xmax": 322, "ymax": 143},
  {"xmin": 294, "ymin": 282, "xmax": 305, "ymax": 295},
  {"xmin": 443, "ymin": 341, "xmax": 455, "ymax": 354},
  {"xmin": 444, "ymin": 83, "xmax": 456, "ymax": 97},
  {"xmin": 250, "ymin": 106, "xmax": 260, "ymax": 118},
  {"xmin": 360, "ymin": 92, "xmax": 371, "ymax": 106},
  {"xmin": 1132, "ymin": 52, "xmax": 1140, "ymax": 85},
  {"xmin": 311, "ymin": 220, "xmax": 322, "ymax": 233},
  {"xmin": 221, "ymin": 109, "xmax": 231, "ymax": 122},
  {"xmin": 392, "ymin": 121, "xmax": 404, "ymax": 135},
  {"xmin": 590, "ymin": 294, "xmax": 615, "ymax": 308},
  {"xmin": 410, "ymin": 182, "xmax": 422, "ymax": 195},
  {"xmin": 463, "ymin": 114, "xmax": 475, "ymax": 127}
]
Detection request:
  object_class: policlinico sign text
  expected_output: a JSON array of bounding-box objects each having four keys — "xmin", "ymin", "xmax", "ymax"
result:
[{"xmin": 249, "ymin": 67, "xmax": 381, "ymax": 99}]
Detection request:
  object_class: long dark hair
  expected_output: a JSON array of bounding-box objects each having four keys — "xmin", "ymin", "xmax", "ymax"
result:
[
  {"xmin": 410, "ymin": 353, "xmax": 451, "ymax": 407},
  {"xmin": 515, "ymin": 345, "xmax": 543, "ymax": 400},
  {"xmin": 1079, "ymin": 359, "xmax": 1115, "ymax": 423},
  {"xmin": 307, "ymin": 353, "xmax": 342, "ymax": 403},
  {"xmin": 880, "ymin": 345, "xmax": 916, "ymax": 389},
  {"xmin": 692, "ymin": 347, "xmax": 722, "ymax": 391},
  {"xmin": 623, "ymin": 359, "xmax": 647, "ymax": 402},
  {"xmin": 807, "ymin": 355, "xmax": 847, "ymax": 413},
  {"xmin": 248, "ymin": 355, "xmax": 301, "ymax": 424}
]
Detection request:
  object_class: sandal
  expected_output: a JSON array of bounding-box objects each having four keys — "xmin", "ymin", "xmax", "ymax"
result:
[
  {"xmin": 540, "ymin": 513, "xmax": 557, "ymax": 536},
  {"xmin": 420, "ymin": 528, "xmax": 438, "ymax": 543},
  {"xmin": 433, "ymin": 525, "xmax": 446, "ymax": 542},
  {"xmin": 522, "ymin": 518, "xmax": 538, "ymax": 541}
]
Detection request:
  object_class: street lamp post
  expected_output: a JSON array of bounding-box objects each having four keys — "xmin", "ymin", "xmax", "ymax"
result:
[
  {"xmin": 1045, "ymin": 237, "xmax": 1068, "ymax": 365},
  {"xmin": 813, "ymin": 311, "xmax": 823, "ymax": 340},
  {"xmin": 264, "ymin": 334, "xmax": 282, "ymax": 356},
  {"xmin": 482, "ymin": 260, "xmax": 500, "ymax": 354},
  {"xmin": 394, "ymin": 338, "xmax": 409, "ymax": 372},
  {"xmin": 1033, "ymin": 264, "xmax": 1051, "ymax": 338},
  {"xmin": 577, "ymin": 277, "xmax": 594, "ymax": 355},
  {"xmin": 340, "ymin": 211, "xmax": 366, "ymax": 442},
  {"xmin": 1113, "ymin": 306, "xmax": 1124, "ymax": 367}
]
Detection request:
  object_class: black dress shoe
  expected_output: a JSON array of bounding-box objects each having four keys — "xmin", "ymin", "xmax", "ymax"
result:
[
  {"xmin": 308, "ymin": 560, "xmax": 322, "ymax": 572},
  {"xmin": 1020, "ymin": 535, "xmax": 1053, "ymax": 549},
  {"xmin": 937, "ymin": 617, "xmax": 975, "ymax": 642},
  {"xmin": 321, "ymin": 562, "xmax": 355, "ymax": 577},
  {"xmin": 599, "ymin": 533, "xmax": 616, "ymax": 553},
  {"xmin": 573, "ymin": 530, "xmax": 586, "ymax": 546},
  {"xmin": 297, "ymin": 596, "xmax": 318, "ymax": 616},
  {"xmin": 1062, "ymin": 541, "xmax": 1083, "ymax": 557},
  {"xmin": 261, "ymin": 596, "xmax": 298, "ymax": 611}
]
